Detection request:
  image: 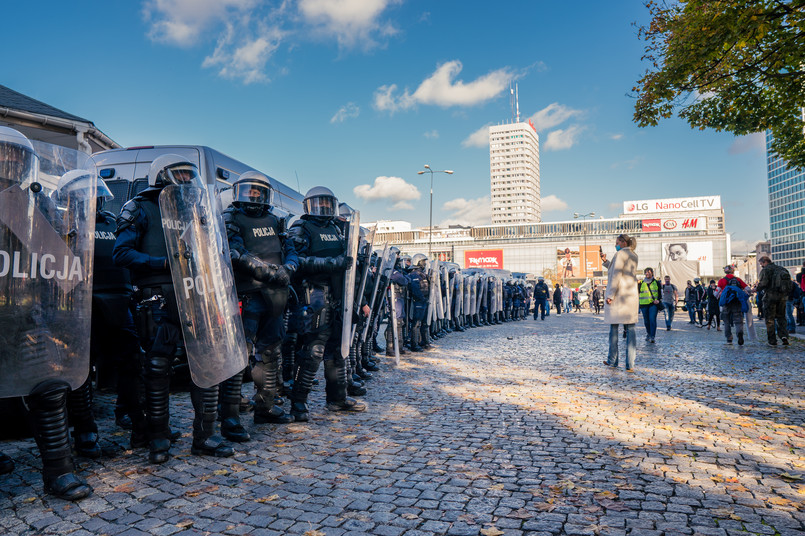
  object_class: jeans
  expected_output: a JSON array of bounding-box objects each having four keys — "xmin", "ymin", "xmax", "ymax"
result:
[
  {"xmin": 764, "ymin": 297, "xmax": 789, "ymax": 342},
  {"xmin": 607, "ymin": 324, "xmax": 636, "ymax": 369},
  {"xmin": 786, "ymin": 300, "xmax": 796, "ymax": 333},
  {"xmin": 662, "ymin": 301, "xmax": 675, "ymax": 328},
  {"xmin": 723, "ymin": 307, "xmax": 744, "ymax": 341},
  {"xmin": 563, "ymin": 299, "xmax": 571, "ymax": 313},
  {"xmin": 687, "ymin": 302, "xmax": 697, "ymax": 323},
  {"xmin": 640, "ymin": 304, "xmax": 658, "ymax": 340}
]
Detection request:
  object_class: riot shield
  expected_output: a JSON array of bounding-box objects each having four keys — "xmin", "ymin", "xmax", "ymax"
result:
[
  {"xmin": 433, "ymin": 261, "xmax": 445, "ymax": 321},
  {"xmin": 0, "ymin": 142, "xmax": 98, "ymax": 397},
  {"xmin": 463, "ymin": 274, "xmax": 471, "ymax": 316},
  {"xmin": 469, "ymin": 275, "xmax": 477, "ymax": 315},
  {"xmin": 442, "ymin": 264, "xmax": 451, "ymax": 321},
  {"xmin": 350, "ymin": 226, "xmax": 375, "ymax": 347},
  {"xmin": 340, "ymin": 211, "xmax": 361, "ymax": 358},
  {"xmin": 388, "ymin": 283, "xmax": 400, "ymax": 365},
  {"xmin": 159, "ymin": 184, "xmax": 248, "ymax": 389},
  {"xmin": 362, "ymin": 243, "xmax": 389, "ymax": 344}
]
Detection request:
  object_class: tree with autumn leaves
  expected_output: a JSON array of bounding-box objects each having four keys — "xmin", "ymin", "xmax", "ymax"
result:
[{"xmin": 633, "ymin": 0, "xmax": 805, "ymax": 168}]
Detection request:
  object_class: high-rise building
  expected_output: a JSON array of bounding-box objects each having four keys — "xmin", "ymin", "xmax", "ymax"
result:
[
  {"xmin": 489, "ymin": 120, "xmax": 540, "ymax": 225},
  {"xmin": 766, "ymin": 132, "xmax": 805, "ymax": 272}
]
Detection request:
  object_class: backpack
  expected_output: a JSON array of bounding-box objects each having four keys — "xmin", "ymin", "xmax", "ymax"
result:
[{"xmin": 771, "ymin": 265, "xmax": 794, "ymax": 294}]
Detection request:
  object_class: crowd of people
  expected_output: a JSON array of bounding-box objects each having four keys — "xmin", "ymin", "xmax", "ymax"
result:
[{"xmin": 0, "ymin": 127, "xmax": 525, "ymax": 502}]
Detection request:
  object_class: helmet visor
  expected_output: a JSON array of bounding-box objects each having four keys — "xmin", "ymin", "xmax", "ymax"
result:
[
  {"xmin": 162, "ymin": 163, "xmax": 201, "ymax": 186},
  {"xmin": 304, "ymin": 195, "xmax": 336, "ymax": 217},
  {"xmin": 234, "ymin": 180, "xmax": 273, "ymax": 207}
]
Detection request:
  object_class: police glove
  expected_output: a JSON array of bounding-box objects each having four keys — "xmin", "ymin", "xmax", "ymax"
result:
[
  {"xmin": 239, "ymin": 253, "xmax": 275, "ymax": 281},
  {"xmin": 271, "ymin": 265, "xmax": 291, "ymax": 287}
]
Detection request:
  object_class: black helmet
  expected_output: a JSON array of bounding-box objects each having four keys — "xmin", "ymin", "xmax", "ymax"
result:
[
  {"xmin": 304, "ymin": 186, "xmax": 338, "ymax": 217},
  {"xmin": 233, "ymin": 171, "xmax": 273, "ymax": 215}
]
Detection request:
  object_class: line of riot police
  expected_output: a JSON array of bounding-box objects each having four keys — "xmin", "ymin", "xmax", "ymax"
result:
[
  {"xmin": 0, "ymin": 127, "xmax": 375, "ymax": 501},
  {"xmin": 362, "ymin": 251, "xmax": 533, "ymax": 360}
]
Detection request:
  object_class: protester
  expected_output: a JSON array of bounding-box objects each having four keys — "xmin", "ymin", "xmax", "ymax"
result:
[{"xmin": 638, "ymin": 267, "xmax": 661, "ymax": 343}]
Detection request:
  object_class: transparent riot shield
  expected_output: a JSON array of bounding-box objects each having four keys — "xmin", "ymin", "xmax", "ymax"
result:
[
  {"xmin": 0, "ymin": 142, "xmax": 98, "ymax": 397},
  {"xmin": 159, "ymin": 184, "xmax": 248, "ymax": 389},
  {"xmin": 362, "ymin": 243, "xmax": 389, "ymax": 344},
  {"xmin": 388, "ymin": 283, "xmax": 400, "ymax": 366},
  {"xmin": 340, "ymin": 211, "xmax": 360, "ymax": 358},
  {"xmin": 442, "ymin": 264, "xmax": 451, "ymax": 321}
]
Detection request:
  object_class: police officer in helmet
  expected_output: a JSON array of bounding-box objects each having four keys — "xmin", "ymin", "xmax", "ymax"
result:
[
  {"xmin": 287, "ymin": 187, "xmax": 367, "ymax": 421},
  {"xmin": 113, "ymin": 155, "xmax": 234, "ymax": 463},
  {"xmin": 223, "ymin": 171, "xmax": 297, "ymax": 427}
]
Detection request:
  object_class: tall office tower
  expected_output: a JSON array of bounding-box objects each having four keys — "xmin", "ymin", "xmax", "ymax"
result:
[
  {"xmin": 767, "ymin": 131, "xmax": 805, "ymax": 271},
  {"xmin": 490, "ymin": 120, "xmax": 540, "ymax": 224}
]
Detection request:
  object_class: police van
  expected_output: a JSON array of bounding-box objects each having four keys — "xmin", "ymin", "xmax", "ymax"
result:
[{"xmin": 91, "ymin": 145, "xmax": 303, "ymax": 218}]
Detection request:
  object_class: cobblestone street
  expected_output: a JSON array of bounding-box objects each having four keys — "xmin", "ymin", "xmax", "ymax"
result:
[{"xmin": 1, "ymin": 312, "xmax": 804, "ymax": 536}]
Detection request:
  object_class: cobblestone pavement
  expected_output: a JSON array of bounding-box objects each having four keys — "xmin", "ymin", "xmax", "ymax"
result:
[{"xmin": 1, "ymin": 312, "xmax": 804, "ymax": 536}]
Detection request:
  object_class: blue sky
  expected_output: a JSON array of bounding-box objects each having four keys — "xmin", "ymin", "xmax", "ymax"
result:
[{"xmin": 3, "ymin": 1, "xmax": 768, "ymax": 251}]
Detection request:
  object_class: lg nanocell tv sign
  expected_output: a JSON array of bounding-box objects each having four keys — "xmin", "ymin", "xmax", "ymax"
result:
[
  {"xmin": 465, "ymin": 249, "xmax": 503, "ymax": 269},
  {"xmin": 623, "ymin": 196, "xmax": 721, "ymax": 215}
]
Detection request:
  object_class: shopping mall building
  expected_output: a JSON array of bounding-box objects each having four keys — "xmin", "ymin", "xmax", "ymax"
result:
[{"xmin": 369, "ymin": 195, "xmax": 730, "ymax": 286}]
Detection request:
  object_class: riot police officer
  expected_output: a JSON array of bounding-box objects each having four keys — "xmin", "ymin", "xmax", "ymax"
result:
[
  {"xmin": 223, "ymin": 171, "xmax": 297, "ymax": 427},
  {"xmin": 287, "ymin": 187, "xmax": 366, "ymax": 421},
  {"xmin": 0, "ymin": 127, "xmax": 94, "ymax": 500},
  {"xmin": 114, "ymin": 155, "xmax": 234, "ymax": 463},
  {"xmin": 408, "ymin": 254, "xmax": 430, "ymax": 352}
]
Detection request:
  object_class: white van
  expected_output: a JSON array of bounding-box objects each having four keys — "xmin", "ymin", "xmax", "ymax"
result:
[{"xmin": 91, "ymin": 145, "xmax": 303, "ymax": 217}]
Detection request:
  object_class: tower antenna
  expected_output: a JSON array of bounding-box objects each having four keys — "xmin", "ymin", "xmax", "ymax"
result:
[
  {"xmin": 515, "ymin": 83, "xmax": 520, "ymax": 123},
  {"xmin": 509, "ymin": 84, "xmax": 515, "ymax": 123}
]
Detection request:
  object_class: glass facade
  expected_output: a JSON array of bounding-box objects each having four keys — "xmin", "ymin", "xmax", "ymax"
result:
[{"xmin": 767, "ymin": 131, "xmax": 805, "ymax": 271}]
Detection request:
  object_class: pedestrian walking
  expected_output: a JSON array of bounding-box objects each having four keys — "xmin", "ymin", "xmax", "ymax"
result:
[
  {"xmin": 705, "ymin": 280, "xmax": 721, "ymax": 330},
  {"xmin": 553, "ymin": 283, "xmax": 562, "ymax": 315},
  {"xmin": 660, "ymin": 275, "xmax": 678, "ymax": 330},
  {"xmin": 638, "ymin": 267, "xmax": 661, "ymax": 343},
  {"xmin": 756, "ymin": 256, "xmax": 792, "ymax": 346},
  {"xmin": 720, "ymin": 278, "xmax": 749, "ymax": 345},
  {"xmin": 601, "ymin": 234, "xmax": 639, "ymax": 371},
  {"xmin": 591, "ymin": 285, "xmax": 602, "ymax": 314}
]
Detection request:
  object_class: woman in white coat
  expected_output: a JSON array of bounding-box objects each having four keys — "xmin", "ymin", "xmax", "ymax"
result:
[{"xmin": 601, "ymin": 234, "xmax": 639, "ymax": 371}]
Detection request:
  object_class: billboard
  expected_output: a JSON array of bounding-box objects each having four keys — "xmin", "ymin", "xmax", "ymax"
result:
[
  {"xmin": 662, "ymin": 241, "xmax": 714, "ymax": 275},
  {"xmin": 557, "ymin": 245, "xmax": 602, "ymax": 279},
  {"xmin": 624, "ymin": 196, "xmax": 720, "ymax": 215},
  {"xmin": 465, "ymin": 249, "xmax": 503, "ymax": 269},
  {"xmin": 642, "ymin": 216, "xmax": 706, "ymax": 232}
]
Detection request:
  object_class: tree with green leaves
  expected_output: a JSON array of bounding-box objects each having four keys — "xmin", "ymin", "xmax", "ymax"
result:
[{"xmin": 633, "ymin": 0, "xmax": 805, "ymax": 168}]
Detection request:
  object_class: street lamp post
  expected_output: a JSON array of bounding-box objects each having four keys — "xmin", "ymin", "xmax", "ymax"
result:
[
  {"xmin": 574, "ymin": 212, "xmax": 596, "ymax": 279},
  {"xmin": 417, "ymin": 164, "xmax": 454, "ymax": 259}
]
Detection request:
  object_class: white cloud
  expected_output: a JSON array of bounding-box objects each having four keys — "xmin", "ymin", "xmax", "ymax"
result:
[
  {"xmin": 610, "ymin": 133, "xmax": 623, "ymax": 140},
  {"xmin": 331, "ymin": 102, "xmax": 360, "ymax": 123},
  {"xmin": 730, "ymin": 239, "xmax": 759, "ymax": 255},
  {"xmin": 390, "ymin": 200, "xmax": 415, "ymax": 211},
  {"xmin": 729, "ymin": 132, "xmax": 765, "ymax": 155},
  {"xmin": 528, "ymin": 102, "xmax": 583, "ymax": 131},
  {"xmin": 440, "ymin": 196, "xmax": 492, "ymax": 227},
  {"xmin": 608, "ymin": 202, "xmax": 621, "ymax": 211},
  {"xmin": 423, "ymin": 130, "xmax": 439, "ymax": 139},
  {"xmin": 544, "ymin": 125, "xmax": 585, "ymax": 151},
  {"xmin": 143, "ymin": 0, "xmax": 259, "ymax": 47},
  {"xmin": 202, "ymin": 23, "xmax": 283, "ymax": 84},
  {"xmin": 541, "ymin": 194, "xmax": 568, "ymax": 212},
  {"xmin": 298, "ymin": 0, "xmax": 398, "ymax": 50},
  {"xmin": 353, "ymin": 176, "xmax": 421, "ymax": 204},
  {"xmin": 462, "ymin": 124, "xmax": 491, "ymax": 148},
  {"xmin": 374, "ymin": 60, "xmax": 515, "ymax": 113}
]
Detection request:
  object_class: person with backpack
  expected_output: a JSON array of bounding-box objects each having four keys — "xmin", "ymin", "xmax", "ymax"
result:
[
  {"xmin": 756, "ymin": 256, "xmax": 791, "ymax": 346},
  {"xmin": 719, "ymin": 278, "xmax": 750, "ymax": 345}
]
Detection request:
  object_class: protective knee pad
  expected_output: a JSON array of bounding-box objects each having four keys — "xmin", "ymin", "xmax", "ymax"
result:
[
  {"xmin": 67, "ymin": 379, "xmax": 97, "ymax": 433},
  {"xmin": 28, "ymin": 381, "xmax": 74, "ymax": 475},
  {"xmin": 144, "ymin": 355, "xmax": 172, "ymax": 433}
]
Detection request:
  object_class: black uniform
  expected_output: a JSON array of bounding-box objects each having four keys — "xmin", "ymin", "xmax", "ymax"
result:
[
  {"xmin": 224, "ymin": 204, "xmax": 297, "ymax": 427},
  {"xmin": 113, "ymin": 188, "xmax": 233, "ymax": 463}
]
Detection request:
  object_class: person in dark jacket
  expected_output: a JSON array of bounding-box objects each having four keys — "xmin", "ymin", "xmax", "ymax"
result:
[
  {"xmin": 704, "ymin": 280, "xmax": 721, "ymax": 330},
  {"xmin": 552, "ymin": 283, "xmax": 562, "ymax": 315},
  {"xmin": 533, "ymin": 277, "xmax": 550, "ymax": 320}
]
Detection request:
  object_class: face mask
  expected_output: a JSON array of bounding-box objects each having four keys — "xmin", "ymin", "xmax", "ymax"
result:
[{"xmin": 615, "ymin": 245, "xmax": 622, "ymax": 251}]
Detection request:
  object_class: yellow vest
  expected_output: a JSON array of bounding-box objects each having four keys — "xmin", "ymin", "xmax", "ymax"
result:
[{"xmin": 639, "ymin": 279, "xmax": 659, "ymax": 305}]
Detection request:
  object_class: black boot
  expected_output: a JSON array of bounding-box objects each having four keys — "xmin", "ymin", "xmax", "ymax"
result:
[
  {"xmin": 66, "ymin": 379, "xmax": 101, "ymax": 459},
  {"xmin": 191, "ymin": 385, "xmax": 234, "ymax": 457},
  {"xmin": 252, "ymin": 346, "xmax": 294, "ymax": 425},
  {"xmin": 29, "ymin": 381, "xmax": 92, "ymax": 501},
  {"xmin": 290, "ymin": 343, "xmax": 323, "ymax": 422},
  {"xmin": 324, "ymin": 354, "xmax": 366, "ymax": 412},
  {"xmin": 144, "ymin": 355, "xmax": 172, "ymax": 464},
  {"xmin": 219, "ymin": 369, "xmax": 251, "ymax": 442}
]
